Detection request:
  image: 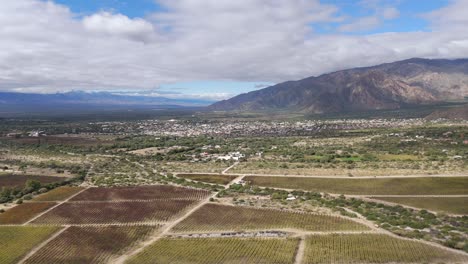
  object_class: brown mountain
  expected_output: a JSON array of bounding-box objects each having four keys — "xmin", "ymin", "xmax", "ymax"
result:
[{"xmin": 210, "ymin": 58, "xmax": 468, "ymax": 113}]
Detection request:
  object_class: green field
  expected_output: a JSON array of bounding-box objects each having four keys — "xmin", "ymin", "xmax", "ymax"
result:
[
  {"xmin": 244, "ymin": 176, "xmax": 468, "ymax": 195},
  {"xmin": 127, "ymin": 237, "xmax": 299, "ymax": 264},
  {"xmin": 172, "ymin": 203, "xmax": 368, "ymax": 233},
  {"xmin": 371, "ymin": 197, "xmax": 468, "ymax": 215},
  {"xmin": 177, "ymin": 174, "xmax": 237, "ymax": 185},
  {"xmin": 0, "ymin": 226, "xmax": 60, "ymax": 264},
  {"xmin": 304, "ymin": 234, "xmax": 468, "ymax": 263}
]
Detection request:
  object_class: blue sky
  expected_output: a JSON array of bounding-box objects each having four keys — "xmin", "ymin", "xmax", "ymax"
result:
[{"xmin": 2, "ymin": 0, "xmax": 466, "ymax": 101}]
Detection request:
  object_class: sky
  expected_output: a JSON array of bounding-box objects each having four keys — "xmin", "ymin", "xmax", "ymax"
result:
[{"xmin": 1, "ymin": 0, "xmax": 467, "ymax": 101}]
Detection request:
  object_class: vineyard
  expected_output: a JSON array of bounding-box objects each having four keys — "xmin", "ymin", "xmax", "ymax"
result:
[
  {"xmin": 0, "ymin": 202, "xmax": 56, "ymax": 224},
  {"xmin": 177, "ymin": 173, "xmax": 237, "ymax": 185},
  {"xmin": 303, "ymin": 234, "xmax": 468, "ymax": 263},
  {"xmin": 172, "ymin": 203, "xmax": 368, "ymax": 233},
  {"xmin": 33, "ymin": 186, "xmax": 84, "ymax": 201},
  {"xmin": 70, "ymin": 185, "xmax": 211, "ymax": 201},
  {"xmin": 0, "ymin": 226, "xmax": 59, "ymax": 264},
  {"xmin": 32, "ymin": 200, "xmax": 197, "ymax": 224},
  {"xmin": 127, "ymin": 237, "xmax": 299, "ymax": 264},
  {"xmin": 24, "ymin": 226, "xmax": 157, "ymax": 264},
  {"xmin": 244, "ymin": 176, "xmax": 468, "ymax": 195},
  {"xmin": 370, "ymin": 196, "xmax": 468, "ymax": 215},
  {"xmin": 0, "ymin": 174, "xmax": 67, "ymax": 188}
]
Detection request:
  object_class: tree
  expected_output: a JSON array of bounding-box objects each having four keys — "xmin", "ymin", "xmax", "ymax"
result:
[{"xmin": 25, "ymin": 180, "xmax": 41, "ymax": 192}]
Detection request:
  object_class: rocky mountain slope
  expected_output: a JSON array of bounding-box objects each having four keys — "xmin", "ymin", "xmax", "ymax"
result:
[{"xmin": 210, "ymin": 58, "xmax": 468, "ymax": 113}]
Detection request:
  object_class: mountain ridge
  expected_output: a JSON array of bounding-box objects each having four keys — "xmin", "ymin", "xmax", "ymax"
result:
[{"xmin": 210, "ymin": 58, "xmax": 468, "ymax": 113}]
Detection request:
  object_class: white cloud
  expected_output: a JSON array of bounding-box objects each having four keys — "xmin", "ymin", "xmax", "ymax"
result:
[
  {"xmin": 83, "ymin": 12, "xmax": 156, "ymax": 42},
  {"xmin": 382, "ymin": 7, "xmax": 399, "ymax": 19},
  {"xmin": 0, "ymin": 0, "xmax": 467, "ymax": 97},
  {"xmin": 338, "ymin": 16, "xmax": 381, "ymax": 32},
  {"xmin": 339, "ymin": 1, "xmax": 400, "ymax": 32},
  {"xmin": 424, "ymin": 0, "xmax": 468, "ymax": 30}
]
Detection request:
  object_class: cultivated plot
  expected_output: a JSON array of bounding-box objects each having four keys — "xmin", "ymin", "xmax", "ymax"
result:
[
  {"xmin": 0, "ymin": 202, "xmax": 56, "ymax": 224},
  {"xmin": 32, "ymin": 200, "xmax": 197, "ymax": 224},
  {"xmin": 172, "ymin": 203, "xmax": 368, "ymax": 233},
  {"xmin": 0, "ymin": 226, "xmax": 60, "ymax": 264},
  {"xmin": 0, "ymin": 174, "xmax": 67, "ymax": 188},
  {"xmin": 244, "ymin": 176, "xmax": 468, "ymax": 195},
  {"xmin": 70, "ymin": 185, "xmax": 211, "ymax": 201},
  {"xmin": 177, "ymin": 174, "xmax": 237, "ymax": 185},
  {"xmin": 369, "ymin": 196, "xmax": 468, "ymax": 215},
  {"xmin": 127, "ymin": 237, "xmax": 299, "ymax": 264},
  {"xmin": 33, "ymin": 186, "xmax": 84, "ymax": 201},
  {"xmin": 25, "ymin": 226, "xmax": 157, "ymax": 264},
  {"xmin": 303, "ymin": 234, "xmax": 468, "ymax": 263}
]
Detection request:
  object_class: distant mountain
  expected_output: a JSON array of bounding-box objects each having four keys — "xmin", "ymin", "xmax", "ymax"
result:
[
  {"xmin": 210, "ymin": 58, "xmax": 468, "ymax": 114},
  {"xmin": 426, "ymin": 104, "xmax": 468, "ymax": 120},
  {"xmin": 0, "ymin": 91, "xmax": 213, "ymax": 113}
]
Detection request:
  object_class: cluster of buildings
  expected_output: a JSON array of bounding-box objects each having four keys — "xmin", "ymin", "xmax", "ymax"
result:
[
  {"xmin": 87, "ymin": 118, "xmax": 428, "ymax": 137},
  {"xmin": 189, "ymin": 151, "xmax": 245, "ymax": 162}
]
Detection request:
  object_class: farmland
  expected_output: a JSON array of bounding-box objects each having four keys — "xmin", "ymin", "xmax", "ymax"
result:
[
  {"xmin": 33, "ymin": 186, "xmax": 84, "ymax": 201},
  {"xmin": 172, "ymin": 203, "xmax": 369, "ymax": 233},
  {"xmin": 303, "ymin": 234, "xmax": 468, "ymax": 263},
  {"xmin": 0, "ymin": 226, "xmax": 59, "ymax": 264},
  {"xmin": 24, "ymin": 226, "xmax": 157, "ymax": 264},
  {"xmin": 127, "ymin": 237, "xmax": 299, "ymax": 264},
  {"xmin": 70, "ymin": 185, "xmax": 211, "ymax": 201},
  {"xmin": 0, "ymin": 174, "xmax": 68, "ymax": 188},
  {"xmin": 244, "ymin": 176, "xmax": 468, "ymax": 195},
  {"xmin": 32, "ymin": 200, "xmax": 197, "ymax": 224},
  {"xmin": 1, "ymin": 116, "xmax": 467, "ymax": 263},
  {"xmin": 177, "ymin": 173, "xmax": 237, "ymax": 185},
  {"xmin": 371, "ymin": 197, "xmax": 468, "ymax": 215},
  {"xmin": 0, "ymin": 202, "xmax": 56, "ymax": 224}
]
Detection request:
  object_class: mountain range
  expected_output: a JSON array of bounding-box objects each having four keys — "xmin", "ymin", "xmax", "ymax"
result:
[
  {"xmin": 0, "ymin": 91, "xmax": 213, "ymax": 113},
  {"xmin": 210, "ymin": 58, "xmax": 468, "ymax": 114}
]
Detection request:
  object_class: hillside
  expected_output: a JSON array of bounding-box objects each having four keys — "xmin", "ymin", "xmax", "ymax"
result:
[
  {"xmin": 426, "ymin": 104, "xmax": 468, "ymax": 120},
  {"xmin": 210, "ymin": 58, "xmax": 468, "ymax": 114}
]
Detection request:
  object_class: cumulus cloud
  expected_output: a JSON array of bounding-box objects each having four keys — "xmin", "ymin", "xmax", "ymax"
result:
[
  {"xmin": 0, "ymin": 0, "xmax": 467, "ymax": 96},
  {"xmin": 83, "ymin": 12, "xmax": 156, "ymax": 42},
  {"xmin": 424, "ymin": 0, "xmax": 468, "ymax": 30},
  {"xmin": 339, "ymin": 1, "xmax": 400, "ymax": 32}
]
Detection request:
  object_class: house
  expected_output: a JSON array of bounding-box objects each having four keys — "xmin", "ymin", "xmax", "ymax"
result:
[
  {"xmin": 29, "ymin": 131, "xmax": 46, "ymax": 137},
  {"xmin": 286, "ymin": 194, "xmax": 296, "ymax": 201},
  {"xmin": 6, "ymin": 133, "xmax": 22, "ymax": 138}
]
